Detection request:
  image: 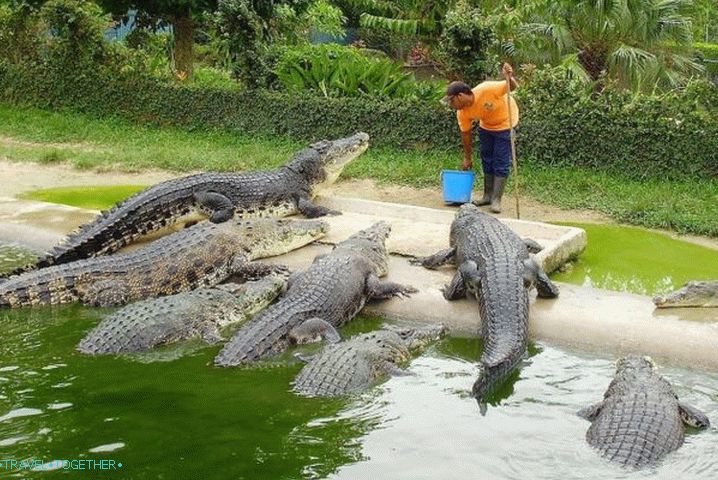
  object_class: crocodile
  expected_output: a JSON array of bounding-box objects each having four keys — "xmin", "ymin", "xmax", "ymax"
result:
[
  {"xmin": 214, "ymin": 221, "xmax": 418, "ymax": 367},
  {"xmin": 0, "ymin": 218, "xmax": 327, "ymax": 308},
  {"xmin": 293, "ymin": 323, "xmax": 447, "ymax": 397},
  {"xmin": 4, "ymin": 132, "xmax": 369, "ymax": 277},
  {"xmin": 653, "ymin": 280, "xmax": 718, "ymax": 308},
  {"xmin": 578, "ymin": 356, "xmax": 710, "ymax": 469},
  {"xmin": 77, "ymin": 276, "xmax": 286, "ymax": 355},
  {"xmin": 411, "ymin": 204, "xmax": 559, "ymax": 409}
]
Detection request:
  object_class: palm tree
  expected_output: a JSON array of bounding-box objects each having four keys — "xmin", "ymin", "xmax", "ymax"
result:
[{"xmin": 517, "ymin": 0, "xmax": 703, "ymax": 91}]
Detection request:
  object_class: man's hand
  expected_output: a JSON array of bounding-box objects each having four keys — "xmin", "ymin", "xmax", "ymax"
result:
[
  {"xmin": 462, "ymin": 158, "xmax": 473, "ymax": 171},
  {"xmin": 502, "ymin": 62, "xmax": 513, "ymax": 80}
]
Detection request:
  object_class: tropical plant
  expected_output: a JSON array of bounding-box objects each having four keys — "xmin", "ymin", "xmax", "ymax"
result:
[
  {"xmin": 435, "ymin": 0, "xmax": 499, "ymax": 81},
  {"xmin": 517, "ymin": 0, "xmax": 703, "ymax": 91},
  {"xmin": 338, "ymin": 0, "xmax": 449, "ymax": 36},
  {"xmin": 274, "ymin": 43, "xmax": 430, "ymax": 98}
]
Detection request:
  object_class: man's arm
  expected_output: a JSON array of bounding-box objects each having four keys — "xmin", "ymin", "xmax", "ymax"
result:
[
  {"xmin": 502, "ymin": 62, "xmax": 518, "ymax": 91},
  {"xmin": 461, "ymin": 130, "xmax": 473, "ymax": 170}
]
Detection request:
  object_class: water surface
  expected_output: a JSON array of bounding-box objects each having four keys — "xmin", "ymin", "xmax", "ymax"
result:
[{"xmin": 1, "ymin": 307, "xmax": 716, "ymax": 479}]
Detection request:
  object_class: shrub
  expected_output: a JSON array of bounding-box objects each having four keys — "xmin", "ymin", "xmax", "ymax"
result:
[
  {"xmin": 0, "ymin": 2, "xmax": 44, "ymax": 65},
  {"xmin": 435, "ymin": 0, "xmax": 498, "ymax": 82},
  {"xmin": 40, "ymin": 0, "xmax": 110, "ymax": 64},
  {"xmin": 274, "ymin": 43, "xmax": 415, "ymax": 98},
  {"xmin": 694, "ymin": 42, "xmax": 718, "ymax": 79}
]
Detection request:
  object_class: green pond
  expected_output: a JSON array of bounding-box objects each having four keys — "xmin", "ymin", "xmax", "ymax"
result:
[
  {"xmin": 551, "ymin": 222, "xmax": 718, "ymax": 296},
  {"xmin": 0, "ymin": 293, "xmax": 716, "ymax": 479}
]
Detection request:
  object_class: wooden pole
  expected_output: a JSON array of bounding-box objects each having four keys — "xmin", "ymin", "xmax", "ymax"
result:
[{"xmin": 505, "ymin": 76, "xmax": 520, "ymax": 219}]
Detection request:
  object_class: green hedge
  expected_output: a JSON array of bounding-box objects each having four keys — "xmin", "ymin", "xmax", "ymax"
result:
[
  {"xmin": 1, "ymin": 61, "xmax": 716, "ymax": 179},
  {"xmin": 694, "ymin": 42, "xmax": 718, "ymax": 77}
]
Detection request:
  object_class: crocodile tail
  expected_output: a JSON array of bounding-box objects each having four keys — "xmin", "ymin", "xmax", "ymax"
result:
[{"xmin": 471, "ymin": 357, "xmax": 522, "ymax": 402}]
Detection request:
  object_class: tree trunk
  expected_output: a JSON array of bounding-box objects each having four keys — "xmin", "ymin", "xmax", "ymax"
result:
[{"xmin": 174, "ymin": 15, "xmax": 194, "ymax": 80}]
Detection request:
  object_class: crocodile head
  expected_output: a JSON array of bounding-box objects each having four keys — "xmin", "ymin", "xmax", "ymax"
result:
[
  {"xmin": 606, "ymin": 355, "xmax": 658, "ymax": 396},
  {"xmin": 339, "ymin": 221, "xmax": 391, "ymax": 275},
  {"xmin": 653, "ymin": 281, "xmax": 718, "ymax": 308},
  {"xmin": 615, "ymin": 355, "xmax": 655, "ymax": 374},
  {"xmin": 234, "ymin": 218, "xmax": 329, "ymax": 259},
  {"xmin": 391, "ymin": 323, "xmax": 448, "ymax": 350},
  {"xmin": 291, "ymin": 132, "xmax": 370, "ymax": 190}
]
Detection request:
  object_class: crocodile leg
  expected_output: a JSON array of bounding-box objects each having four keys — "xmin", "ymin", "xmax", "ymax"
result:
[
  {"xmin": 523, "ymin": 238, "xmax": 543, "ymax": 254},
  {"xmin": 678, "ymin": 402, "xmax": 711, "ymax": 428},
  {"xmin": 79, "ymin": 279, "xmax": 130, "ymax": 307},
  {"xmin": 523, "ymin": 258, "xmax": 559, "ymax": 299},
  {"xmin": 447, "ymin": 260, "xmax": 484, "ymax": 301},
  {"xmin": 193, "ymin": 191, "xmax": 235, "ymax": 223},
  {"xmin": 198, "ymin": 323, "xmax": 224, "ymax": 345},
  {"xmin": 297, "ymin": 197, "xmax": 341, "ymax": 218},
  {"xmin": 366, "ymin": 273, "xmax": 418, "ymax": 299},
  {"xmin": 230, "ymin": 258, "xmax": 290, "ymax": 281},
  {"xmin": 577, "ymin": 401, "xmax": 605, "ymax": 421},
  {"xmin": 410, "ymin": 248, "xmax": 456, "ymax": 269},
  {"xmin": 289, "ymin": 318, "xmax": 341, "ymax": 344}
]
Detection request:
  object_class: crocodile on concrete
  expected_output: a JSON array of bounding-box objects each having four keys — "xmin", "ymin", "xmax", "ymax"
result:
[
  {"xmin": 411, "ymin": 204, "xmax": 559, "ymax": 409},
  {"xmin": 653, "ymin": 280, "xmax": 718, "ymax": 308},
  {"xmin": 3, "ymin": 133, "xmax": 368, "ymax": 277},
  {"xmin": 578, "ymin": 355, "xmax": 710, "ymax": 469},
  {"xmin": 0, "ymin": 218, "xmax": 327, "ymax": 308},
  {"xmin": 76, "ymin": 276, "xmax": 286, "ymax": 355},
  {"xmin": 213, "ymin": 221, "xmax": 418, "ymax": 367},
  {"xmin": 293, "ymin": 323, "xmax": 447, "ymax": 397}
]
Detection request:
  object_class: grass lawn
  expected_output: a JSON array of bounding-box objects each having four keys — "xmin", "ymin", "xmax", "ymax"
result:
[{"xmin": 1, "ymin": 103, "xmax": 716, "ymax": 237}]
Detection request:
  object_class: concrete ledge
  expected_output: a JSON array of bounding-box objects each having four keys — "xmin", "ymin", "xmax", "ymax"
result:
[
  {"xmin": 316, "ymin": 196, "xmax": 587, "ymax": 273},
  {"xmin": 2, "ymin": 196, "xmax": 715, "ymax": 371}
]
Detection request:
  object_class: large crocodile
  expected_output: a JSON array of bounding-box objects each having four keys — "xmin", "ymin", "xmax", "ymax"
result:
[
  {"xmin": 214, "ymin": 221, "xmax": 418, "ymax": 367},
  {"xmin": 578, "ymin": 356, "xmax": 710, "ymax": 469},
  {"xmin": 411, "ymin": 204, "xmax": 558, "ymax": 409},
  {"xmin": 0, "ymin": 218, "xmax": 327, "ymax": 308},
  {"xmin": 653, "ymin": 280, "xmax": 718, "ymax": 308},
  {"xmin": 293, "ymin": 323, "xmax": 447, "ymax": 397},
  {"xmin": 4, "ymin": 133, "xmax": 368, "ymax": 277},
  {"xmin": 77, "ymin": 276, "xmax": 286, "ymax": 355}
]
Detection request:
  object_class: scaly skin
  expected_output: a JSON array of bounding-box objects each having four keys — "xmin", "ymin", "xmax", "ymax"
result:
[
  {"xmin": 293, "ymin": 324, "xmax": 447, "ymax": 397},
  {"xmin": 412, "ymin": 204, "xmax": 559, "ymax": 405},
  {"xmin": 0, "ymin": 218, "xmax": 327, "ymax": 308},
  {"xmin": 4, "ymin": 133, "xmax": 369, "ymax": 277},
  {"xmin": 653, "ymin": 280, "xmax": 718, "ymax": 308},
  {"xmin": 77, "ymin": 276, "xmax": 286, "ymax": 354},
  {"xmin": 578, "ymin": 356, "xmax": 710, "ymax": 469},
  {"xmin": 214, "ymin": 222, "xmax": 418, "ymax": 367}
]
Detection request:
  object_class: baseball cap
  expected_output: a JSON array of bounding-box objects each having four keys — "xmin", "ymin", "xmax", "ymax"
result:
[{"xmin": 441, "ymin": 81, "xmax": 472, "ymax": 104}]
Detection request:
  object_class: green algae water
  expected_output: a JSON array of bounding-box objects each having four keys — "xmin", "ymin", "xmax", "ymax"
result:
[
  {"xmin": 20, "ymin": 186, "xmax": 146, "ymax": 211},
  {"xmin": 0, "ymin": 243, "xmax": 38, "ymax": 276},
  {"xmin": 1, "ymin": 306, "xmax": 717, "ymax": 480},
  {"xmin": 551, "ymin": 222, "xmax": 718, "ymax": 295}
]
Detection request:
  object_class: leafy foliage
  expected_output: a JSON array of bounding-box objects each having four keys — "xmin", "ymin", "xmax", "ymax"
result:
[
  {"xmin": 435, "ymin": 0, "xmax": 498, "ymax": 82},
  {"xmin": 40, "ymin": 0, "xmax": 110, "ymax": 63},
  {"xmin": 694, "ymin": 42, "xmax": 718, "ymax": 79},
  {"xmin": 517, "ymin": 0, "xmax": 702, "ymax": 91},
  {"xmin": 0, "ymin": 1, "xmax": 45, "ymax": 64},
  {"xmin": 274, "ymin": 43, "xmax": 425, "ymax": 98}
]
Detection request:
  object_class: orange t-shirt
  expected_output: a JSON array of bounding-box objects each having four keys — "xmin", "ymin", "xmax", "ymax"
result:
[{"xmin": 456, "ymin": 81, "xmax": 519, "ymax": 132}]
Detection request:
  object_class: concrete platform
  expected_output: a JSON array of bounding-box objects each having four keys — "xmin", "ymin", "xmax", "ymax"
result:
[{"xmin": 1, "ymin": 196, "xmax": 717, "ymax": 371}]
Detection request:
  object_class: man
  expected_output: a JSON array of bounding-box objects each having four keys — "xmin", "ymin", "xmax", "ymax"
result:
[{"xmin": 444, "ymin": 63, "xmax": 518, "ymax": 213}]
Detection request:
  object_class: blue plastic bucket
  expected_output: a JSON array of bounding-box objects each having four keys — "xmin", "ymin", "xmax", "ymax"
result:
[{"xmin": 441, "ymin": 169, "xmax": 475, "ymax": 204}]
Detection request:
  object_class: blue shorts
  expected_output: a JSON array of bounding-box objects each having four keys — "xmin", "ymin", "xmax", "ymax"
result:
[{"xmin": 478, "ymin": 128, "xmax": 512, "ymax": 177}]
